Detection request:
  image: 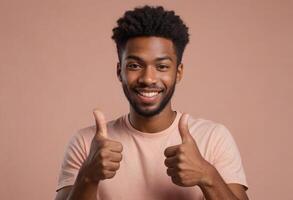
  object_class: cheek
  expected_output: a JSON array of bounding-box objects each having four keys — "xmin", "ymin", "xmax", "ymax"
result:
[
  {"xmin": 122, "ymin": 71, "xmax": 137, "ymax": 87},
  {"xmin": 161, "ymin": 73, "xmax": 176, "ymax": 87}
]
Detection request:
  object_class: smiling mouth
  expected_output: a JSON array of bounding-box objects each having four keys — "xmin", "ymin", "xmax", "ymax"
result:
[
  {"xmin": 134, "ymin": 89, "xmax": 163, "ymax": 104},
  {"xmin": 137, "ymin": 91, "xmax": 160, "ymax": 97}
]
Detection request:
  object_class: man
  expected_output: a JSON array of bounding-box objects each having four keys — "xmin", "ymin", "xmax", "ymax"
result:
[{"xmin": 55, "ymin": 5, "xmax": 249, "ymax": 200}]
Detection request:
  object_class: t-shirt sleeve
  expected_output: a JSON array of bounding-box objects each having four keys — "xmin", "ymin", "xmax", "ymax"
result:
[
  {"xmin": 56, "ymin": 131, "xmax": 87, "ymax": 191},
  {"xmin": 211, "ymin": 124, "xmax": 248, "ymax": 189}
]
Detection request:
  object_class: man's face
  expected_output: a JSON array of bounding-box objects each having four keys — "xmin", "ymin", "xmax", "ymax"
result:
[{"xmin": 117, "ymin": 36, "xmax": 183, "ymax": 117}]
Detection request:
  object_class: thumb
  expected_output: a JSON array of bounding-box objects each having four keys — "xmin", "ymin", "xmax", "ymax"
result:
[
  {"xmin": 93, "ymin": 109, "xmax": 108, "ymax": 138},
  {"xmin": 178, "ymin": 113, "xmax": 192, "ymax": 143}
]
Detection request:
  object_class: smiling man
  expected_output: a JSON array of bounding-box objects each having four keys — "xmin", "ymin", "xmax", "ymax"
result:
[{"xmin": 55, "ymin": 5, "xmax": 249, "ymax": 200}]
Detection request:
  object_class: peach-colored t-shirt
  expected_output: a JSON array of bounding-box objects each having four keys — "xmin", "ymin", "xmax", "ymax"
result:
[{"xmin": 57, "ymin": 111, "xmax": 248, "ymax": 199}]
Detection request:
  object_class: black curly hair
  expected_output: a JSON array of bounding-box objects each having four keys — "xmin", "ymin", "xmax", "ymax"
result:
[{"xmin": 112, "ymin": 5, "xmax": 189, "ymax": 65}]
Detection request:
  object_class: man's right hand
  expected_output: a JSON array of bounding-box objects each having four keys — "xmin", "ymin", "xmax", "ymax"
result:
[
  {"xmin": 81, "ymin": 109, "xmax": 123, "ymax": 184},
  {"xmin": 55, "ymin": 110, "xmax": 123, "ymax": 200}
]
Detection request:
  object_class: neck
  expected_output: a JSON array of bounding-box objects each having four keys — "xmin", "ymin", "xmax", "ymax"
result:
[{"xmin": 128, "ymin": 103, "xmax": 177, "ymax": 133}]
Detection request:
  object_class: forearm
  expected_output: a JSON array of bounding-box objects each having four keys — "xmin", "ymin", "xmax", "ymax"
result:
[
  {"xmin": 67, "ymin": 169, "xmax": 99, "ymax": 200},
  {"xmin": 199, "ymin": 165, "xmax": 239, "ymax": 200}
]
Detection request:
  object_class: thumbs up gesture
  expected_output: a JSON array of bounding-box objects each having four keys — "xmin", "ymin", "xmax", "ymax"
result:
[
  {"xmin": 164, "ymin": 114, "xmax": 212, "ymax": 187},
  {"xmin": 81, "ymin": 109, "xmax": 123, "ymax": 183}
]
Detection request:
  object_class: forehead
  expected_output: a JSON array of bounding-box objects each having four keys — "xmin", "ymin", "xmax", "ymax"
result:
[{"xmin": 122, "ymin": 36, "xmax": 176, "ymax": 61}]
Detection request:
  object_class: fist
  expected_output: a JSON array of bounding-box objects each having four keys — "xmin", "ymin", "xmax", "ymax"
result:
[
  {"xmin": 82, "ymin": 109, "xmax": 123, "ymax": 183},
  {"xmin": 164, "ymin": 113, "xmax": 212, "ymax": 187}
]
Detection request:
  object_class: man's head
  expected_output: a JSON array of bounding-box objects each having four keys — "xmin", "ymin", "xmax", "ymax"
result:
[
  {"xmin": 111, "ymin": 6, "xmax": 189, "ymax": 117},
  {"xmin": 112, "ymin": 5, "xmax": 189, "ymax": 65}
]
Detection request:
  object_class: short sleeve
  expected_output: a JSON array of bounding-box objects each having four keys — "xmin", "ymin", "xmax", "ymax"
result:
[
  {"xmin": 56, "ymin": 132, "xmax": 87, "ymax": 191},
  {"xmin": 211, "ymin": 124, "xmax": 248, "ymax": 189}
]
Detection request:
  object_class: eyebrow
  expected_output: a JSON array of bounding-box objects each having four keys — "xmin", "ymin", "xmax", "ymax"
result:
[{"xmin": 125, "ymin": 55, "xmax": 173, "ymax": 62}]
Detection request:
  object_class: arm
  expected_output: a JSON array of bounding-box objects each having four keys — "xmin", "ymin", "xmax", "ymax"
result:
[
  {"xmin": 55, "ymin": 186, "xmax": 72, "ymax": 200},
  {"xmin": 199, "ymin": 164, "xmax": 249, "ymax": 200},
  {"xmin": 55, "ymin": 170, "xmax": 99, "ymax": 200}
]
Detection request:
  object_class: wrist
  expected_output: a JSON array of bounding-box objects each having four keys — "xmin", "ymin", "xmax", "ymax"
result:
[
  {"xmin": 199, "ymin": 162, "xmax": 217, "ymax": 188},
  {"xmin": 77, "ymin": 164, "xmax": 100, "ymax": 186},
  {"xmin": 68, "ymin": 174, "xmax": 98, "ymax": 200}
]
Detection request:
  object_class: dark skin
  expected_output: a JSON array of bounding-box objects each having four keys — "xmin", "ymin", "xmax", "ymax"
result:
[
  {"xmin": 117, "ymin": 36, "xmax": 181, "ymax": 133},
  {"xmin": 55, "ymin": 36, "xmax": 249, "ymax": 200}
]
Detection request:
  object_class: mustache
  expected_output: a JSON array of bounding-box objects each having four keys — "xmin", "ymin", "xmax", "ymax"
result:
[{"xmin": 134, "ymin": 86, "xmax": 164, "ymax": 92}]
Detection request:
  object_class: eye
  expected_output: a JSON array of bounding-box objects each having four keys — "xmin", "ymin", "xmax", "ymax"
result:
[
  {"xmin": 157, "ymin": 64, "xmax": 169, "ymax": 71},
  {"xmin": 127, "ymin": 63, "xmax": 141, "ymax": 70}
]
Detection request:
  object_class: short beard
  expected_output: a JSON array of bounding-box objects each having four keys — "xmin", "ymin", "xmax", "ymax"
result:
[{"xmin": 122, "ymin": 81, "xmax": 176, "ymax": 117}]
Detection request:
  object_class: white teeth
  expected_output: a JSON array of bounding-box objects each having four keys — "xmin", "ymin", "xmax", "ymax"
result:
[{"xmin": 139, "ymin": 91, "xmax": 159, "ymax": 97}]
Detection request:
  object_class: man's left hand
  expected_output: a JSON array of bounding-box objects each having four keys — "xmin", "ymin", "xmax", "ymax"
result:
[{"xmin": 164, "ymin": 113, "xmax": 213, "ymax": 187}]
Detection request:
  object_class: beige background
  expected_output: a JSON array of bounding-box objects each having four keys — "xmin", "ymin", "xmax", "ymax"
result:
[{"xmin": 0, "ymin": 0, "xmax": 292, "ymax": 199}]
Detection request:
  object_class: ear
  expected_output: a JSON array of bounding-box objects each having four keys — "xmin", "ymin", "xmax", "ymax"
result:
[
  {"xmin": 176, "ymin": 63, "xmax": 184, "ymax": 83},
  {"xmin": 116, "ymin": 62, "xmax": 122, "ymax": 82}
]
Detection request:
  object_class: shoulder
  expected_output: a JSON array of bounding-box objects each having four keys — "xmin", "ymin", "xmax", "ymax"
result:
[
  {"xmin": 187, "ymin": 116, "xmax": 218, "ymax": 133},
  {"xmin": 72, "ymin": 115, "xmax": 124, "ymax": 145},
  {"xmin": 186, "ymin": 115, "xmax": 237, "ymax": 159},
  {"xmin": 187, "ymin": 115, "xmax": 233, "ymax": 141},
  {"xmin": 73, "ymin": 125, "xmax": 95, "ymax": 145}
]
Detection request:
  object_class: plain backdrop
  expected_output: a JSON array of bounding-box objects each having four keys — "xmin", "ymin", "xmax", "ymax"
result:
[{"xmin": 0, "ymin": 0, "xmax": 292, "ymax": 199}]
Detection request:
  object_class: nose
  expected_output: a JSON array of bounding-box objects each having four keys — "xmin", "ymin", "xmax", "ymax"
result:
[{"xmin": 138, "ymin": 66, "xmax": 157, "ymax": 85}]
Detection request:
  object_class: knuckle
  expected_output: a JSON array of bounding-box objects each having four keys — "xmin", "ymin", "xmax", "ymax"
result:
[
  {"xmin": 99, "ymin": 150, "xmax": 108, "ymax": 158},
  {"xmin": 116, "ymin": 162, "xmax": 120, "ymax": 169},
  {"xmin": 164, "ymin": 149, "xmax": 168, "ymax": 156},
  {"xmin": 177, "ymin": 163, "xmax": 184, "ymax": 170},
  {"xmin": 107, "ymin": 171, "xmax": 116, "ymax": 179},
  {"xmin": 111, "ymin": 162, "xmax": 119, "ymax": 170},
  {"xmin": 100, "ymin": 160, "xmax": 107, "ymax": 168},
  {"xmin": 97, "ymin": 141, "xmax": 106, "ymax": 149},
  {"xmin": 103, "ymin": 140, "xmax": 111, "ymax": 147},
  {"xmin": 178, "ymin": 171, "xmax": 185, "ymax": 178},
  {"xmin": 111, "ymin": 171, "xmax": 116, "ymax": 178},
  {"xmin": 164, "ymin": 159, "xmax": 168, "ymax": 166},
  {"xmin": 117, "ymin": 143, "xmax": 123, "ymax": 151},
  {"xmin": 183, "ymin": 179, "xmax": 191, "ymax": 186},
  {"xmin": 178, "ymin": 146, "xmax": 185, "ymax": 153},
  {"xmin": 118, "ymin": 153, "xmax": 123, "ymax": 161},
  {"xmin": 178, "ymin": 154, "xmax": 185, "ymax": 162}
]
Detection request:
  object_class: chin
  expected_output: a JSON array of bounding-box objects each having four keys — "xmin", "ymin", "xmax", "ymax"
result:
[{"xmin": 133, "ymin": 104, "xmax": 166, "ymax": 117}]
